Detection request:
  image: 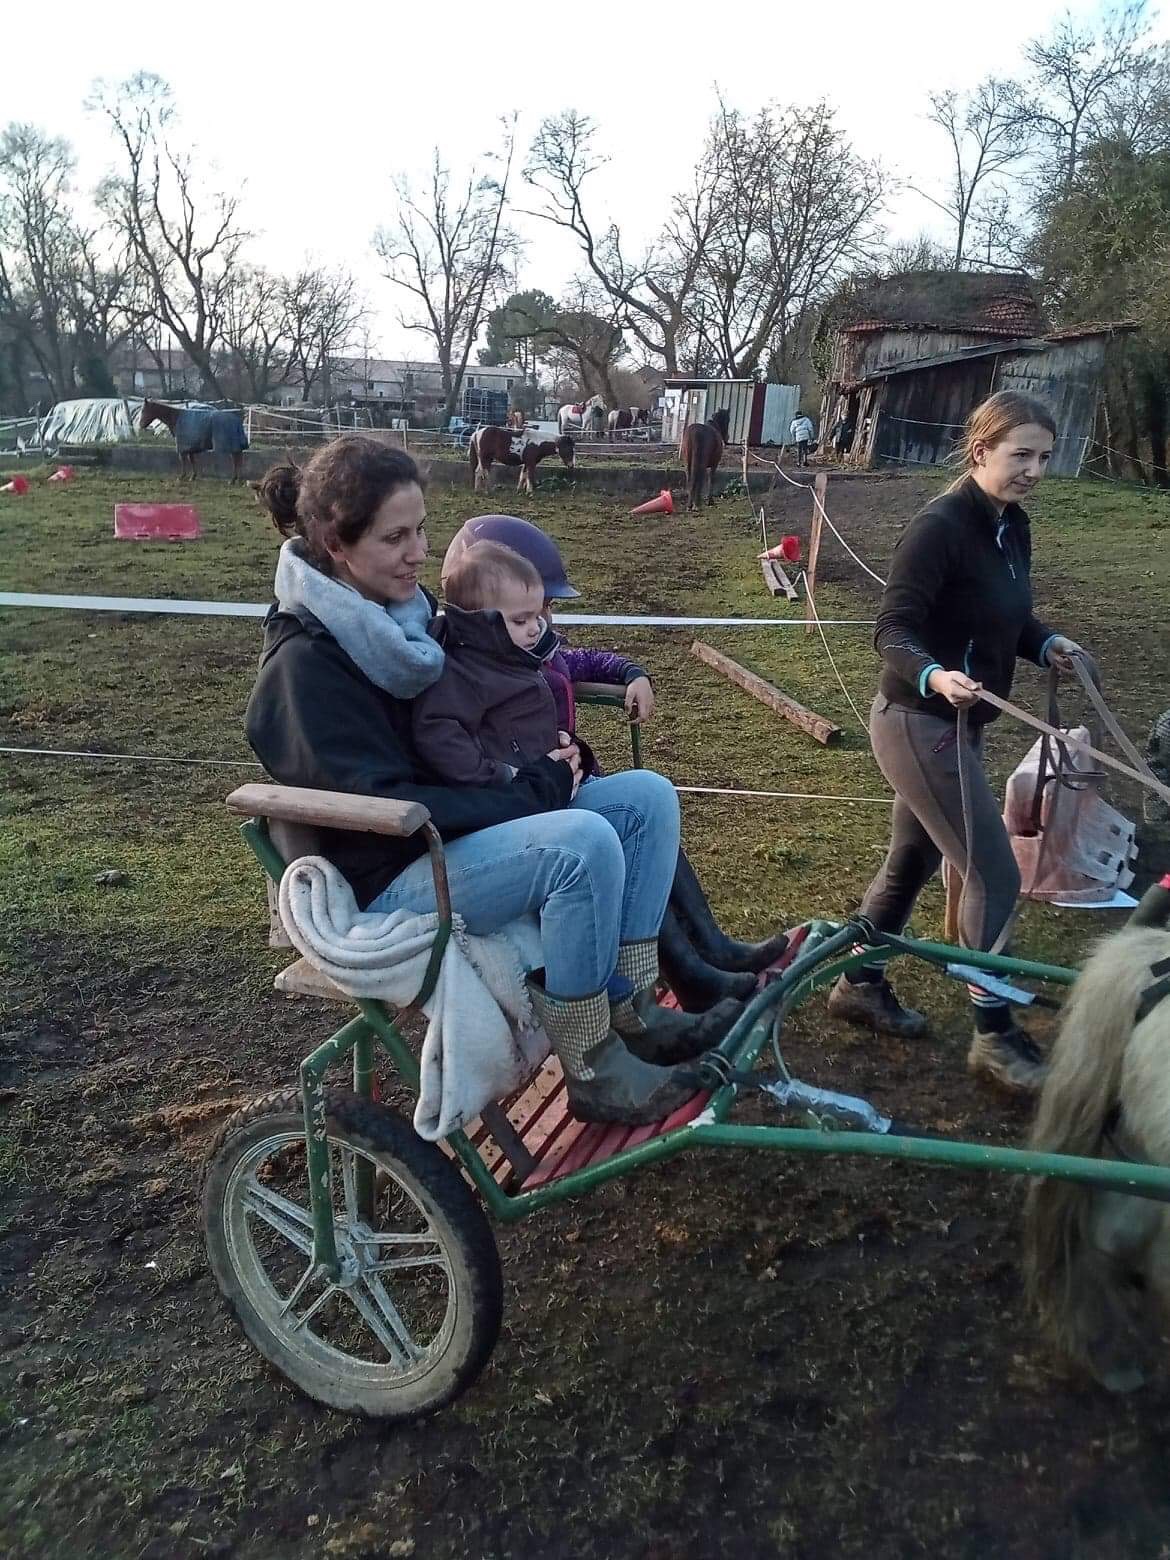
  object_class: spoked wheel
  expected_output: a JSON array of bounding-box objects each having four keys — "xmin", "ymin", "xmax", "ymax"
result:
[{"xmin": 201, "ymin": 1088, "xmax": 502, "ymax": 1420}]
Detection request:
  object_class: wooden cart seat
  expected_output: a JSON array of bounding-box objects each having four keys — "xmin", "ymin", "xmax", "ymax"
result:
[{"xmin": 471, "ymin": 1056, "xmax": 712, "ymax": 1191}]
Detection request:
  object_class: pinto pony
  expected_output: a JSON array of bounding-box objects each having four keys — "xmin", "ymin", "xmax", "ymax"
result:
[
  {"xmin": 606, "ymin": 406, "xmax": 650, "ymax": 440},
  {"xmin": 679, "ymin": 407, "xmax": 730, "ymax": 511},
  {"xmin": 1024, "ymin": 923, "xmax": 1170, "ymax": 1392},
  {"xmin": 558, "ymin": 394, "xmax": 606, "ymax": 438},
  {"xmin": 140, "ymin": 399, "xmax": 249, "ymax": 483},
  {"xmin": 469, "ymin": 425, "xmax": 575, "ymax": 494}
]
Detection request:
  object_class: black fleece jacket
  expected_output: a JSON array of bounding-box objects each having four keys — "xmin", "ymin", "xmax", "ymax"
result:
[
  {"xmin": 244, "ymin": 602, "xmax": 573, "ymax": 907},
  {"xmin": 874, "ymin": 476, "xmax": 1058, "ymax": 726}
]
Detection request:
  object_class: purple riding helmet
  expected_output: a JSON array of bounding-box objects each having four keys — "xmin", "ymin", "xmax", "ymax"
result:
[{"xmin": 439, "ymin": 515, "xmax": 580, "ymax": 599}]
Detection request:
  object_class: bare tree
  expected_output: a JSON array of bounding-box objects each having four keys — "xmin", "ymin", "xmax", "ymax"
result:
[
  {"xmin": 699, "ymin": 101, "xmax": 886, "ymax": 379},
  {"xmin": 1022, "ymin": 2, "xmax": 1160, "ymax": 190},
  {"xmin": 220, "ymin": 267, "xmax": 292, "ymax": 402},
  {"xmin": 913, "ymin": 81, "xmax": 1030, "ymax": 268},
  {"xmin": 0, "ymin": 123, "xmax": 132, "ymax": 400},
  {"xmin": 524, "ymin": 110, "xmax": 716, "ymax": 375},
  {"xmin": 282, "ymin": 265, "xmax": 367, "ymax": 404},
  {"xmin": 375, "ymin": 120, "xmax": 518, "ymax": 420},
  {"xmin": 91, "ymin": 72, "xmax": 248, "ymax": 397},
  {"xmin": 526, "ymin": 101, "xmax": 882, "ymax": 382},
  {"xmin": 543, "ymin": 282, "xmax": 627, "ymax": 402}
]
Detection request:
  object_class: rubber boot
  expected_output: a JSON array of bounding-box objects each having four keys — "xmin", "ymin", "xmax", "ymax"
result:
[
  {"xmin": 670, "ymin": 849, "xmax": 789, "ymax": 974},
  {"xmin": 608, "ymin": 938, "xmax": 743, "ymax": 1064},
  {"xmin": 658, "ymin": 907, "xmax": 757, "ymax": 1012},
  {"xmin": 526, "ymin": 979, "xmax": 698, "ymax": 1125}
]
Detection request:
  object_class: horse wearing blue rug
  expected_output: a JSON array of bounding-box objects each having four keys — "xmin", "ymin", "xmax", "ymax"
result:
[{"xmin": 141, "ymin": 399, "xmax": 250, "ymax": 483}]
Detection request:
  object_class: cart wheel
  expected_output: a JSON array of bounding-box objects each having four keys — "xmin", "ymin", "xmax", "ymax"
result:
[{"xmin": 201, "ymin": 1088, "xmax": 502, "ymax": 1420}]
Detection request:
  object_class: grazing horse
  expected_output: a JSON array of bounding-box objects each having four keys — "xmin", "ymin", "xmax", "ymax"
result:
[
  {"xmin": 679, "ymin": 407, "xmax": 730, "ymax": 511},
  {"xmin": 558, "ymin": 393, "xmax": 606, "ymax": 439},
  {"xmin": 469, "ymin": 425, "xmax": 575, "ymax": 494},
  {"xmin": 140, "ymin": 399, "xmax": 249, "ymax": 483},
  {"xmin": 606, "ymin": 406, "xmax": 650, "ymax": 440},
  {"xmin": 1024, "ymin": 923, "xmax": 1170, "ymax": 1392}
]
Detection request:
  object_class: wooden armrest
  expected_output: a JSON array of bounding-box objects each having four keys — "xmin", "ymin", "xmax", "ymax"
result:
[
  {"xmin": 225, "ymin": 783, "xmax": 430, "ymax": 837},
  {"xmin": 573, "ymin": 681, "xmax": 628, "ymax": 703}
]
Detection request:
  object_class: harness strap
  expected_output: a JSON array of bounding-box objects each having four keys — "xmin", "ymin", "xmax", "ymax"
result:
[
  {"xmin": 1136, "ymin": 956, "xmax": 1170, "ymax": 1025},
  {"xmin": 1101, "ymin": 957, "xmax": 1170, "ymax": 1160},
  {"xmin": 977, "ymin": 670, "xmax": 1170, "ymax": 811}
]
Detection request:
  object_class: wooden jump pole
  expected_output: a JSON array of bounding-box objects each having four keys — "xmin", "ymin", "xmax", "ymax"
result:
[
  {"xmin": 805, "ymin": 473, "xmax": 827, "ymax": 636},
  {"xmin": 691, "ymin": 638, "xmax": 842, "ymax": 747},
  {"xmin": 760, "ymin": 558, "xmax": 798, "ymax": 599}
]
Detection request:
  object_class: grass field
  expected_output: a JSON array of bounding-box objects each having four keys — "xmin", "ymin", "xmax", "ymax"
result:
[{"xmin": 2, "ymin": 463, "xmax": 1170, "ymax": 1559}]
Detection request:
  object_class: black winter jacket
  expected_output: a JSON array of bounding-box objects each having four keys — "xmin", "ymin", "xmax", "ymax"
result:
[
  {"xmin": 874, "ymin": 476, "xmax": 1058, "ymax": 726},
  {"xmin": 244, "ymin": 603, "xmax": 573, "ymax": 907},
  {"xmin": 411, "ymin": 606, "xmax": 561, "ymax": 786}
]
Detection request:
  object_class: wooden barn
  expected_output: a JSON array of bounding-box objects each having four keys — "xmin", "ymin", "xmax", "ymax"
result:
[{"xmin": 818, "ymin": 272, "xmax": 1136, "ymax": 476}]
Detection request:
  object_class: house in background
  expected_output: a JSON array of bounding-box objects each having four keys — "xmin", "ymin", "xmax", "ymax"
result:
[
  {"xmin": 109, "ymin": 343, "xmax": 206, "ymax": 399},
  {"xmin": 819, "ymin": 271, "xmax": 1136, "ymax": 476},
  {"xmin": 270, "ymin": 358, "xmax": 526, "ymax": 421}
]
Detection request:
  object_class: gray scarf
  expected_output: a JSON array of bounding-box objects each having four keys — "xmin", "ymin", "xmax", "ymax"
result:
[{"xmin": 274, "ymin": 537, "xmax": 445, "ymax": 697}]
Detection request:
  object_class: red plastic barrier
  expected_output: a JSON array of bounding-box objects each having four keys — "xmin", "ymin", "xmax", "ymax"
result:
[{"xmin": 114, "ymin": 503, "xmax": 202, "ymax": 541}]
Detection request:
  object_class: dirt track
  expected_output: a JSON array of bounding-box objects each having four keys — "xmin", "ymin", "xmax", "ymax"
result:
[{"xmin": 3, "ymin": 467, "xmax": 1170, "ymax": 1559}]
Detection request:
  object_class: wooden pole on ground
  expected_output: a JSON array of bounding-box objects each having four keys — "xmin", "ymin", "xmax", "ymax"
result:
[
  {"xmin": 760, "ymin": 557, "xmax": 799, "ymax": 599},
  {"xmin": 691, "ymin": 638, "xmax": 842, "ymax": 746},
  {"xmin": 805, "ymin": 473, "xmax": 827, "ymax": 636}
]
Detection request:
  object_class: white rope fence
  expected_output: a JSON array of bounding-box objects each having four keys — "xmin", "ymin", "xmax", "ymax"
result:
[{"xmin": 0, "ymin": 743, "xmax": 892, "ymax": 806}]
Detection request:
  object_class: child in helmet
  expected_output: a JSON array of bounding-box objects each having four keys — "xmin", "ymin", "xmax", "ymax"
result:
[
  {"xmin": 413, "ymin": 534, "xmax": 745, "ymax": 1058},
  {"xmin": 439, "ymin": 515, "xmax": 790, "ymax": 1006}
]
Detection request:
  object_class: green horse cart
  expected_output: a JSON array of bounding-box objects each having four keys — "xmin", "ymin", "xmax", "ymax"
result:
[{"xmin": 200, "ymin": 756, "xmax": 1170, "ymax": 1422}]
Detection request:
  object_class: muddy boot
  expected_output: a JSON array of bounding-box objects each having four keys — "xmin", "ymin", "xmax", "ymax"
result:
[
  {"xmin": 670, "ymin": 849, "xmax": 789, "ymax": 973},
  {"xmin": 967, "ymin": 1026, "xmax": 1047, "ymax": 1096},
  {"xmin": 826, "ymin": 973, "xmax": 928, "ymax": 1038},
  {"xmin": 658, "ymin": 907, "xmax": 757, "ymax": 1011},
  {"xmin": 526, "ymin": 979, "xmax": 698, "ymax": 1125},
  {"xmin": 608, "ymin": 939, "xmax": 743, "ymax": 1064}
]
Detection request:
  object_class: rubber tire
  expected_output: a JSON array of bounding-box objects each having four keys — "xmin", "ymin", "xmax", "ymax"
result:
[{"xmin": 201, "ymin": 1088, "xmax": 503, "ymax": 1421}]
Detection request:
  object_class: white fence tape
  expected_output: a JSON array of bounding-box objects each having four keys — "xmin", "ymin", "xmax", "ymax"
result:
[{"xmin": 0, "ymin": 591, "xmax": 875, "ymax": 629}]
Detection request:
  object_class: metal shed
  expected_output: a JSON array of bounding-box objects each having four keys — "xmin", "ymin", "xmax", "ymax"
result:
[{"xmin": 662, "ymin": 378, "xmax": 800, "ymax": 446}]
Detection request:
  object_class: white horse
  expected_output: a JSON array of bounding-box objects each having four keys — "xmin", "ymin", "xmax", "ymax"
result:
[
  {"xmin": 558, "ymin": 394, "xmax": 606, "ymax": 438},
  {"xmin": 1025, "ymin": 923, "xmax": 1170, "ymax": 1391}
]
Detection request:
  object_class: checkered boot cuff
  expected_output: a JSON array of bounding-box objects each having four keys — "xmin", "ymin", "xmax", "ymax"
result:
[
  {"xmin": 616, "ymin": 938, "xmax": 659, "ymax": 991},
  {"xmin": 610, "ymin": 940, "xmax": 661, "ymax": 1034},
  {"xmin": 525, "ymin": 981, "xmax": 611, "ymax": 1082}
]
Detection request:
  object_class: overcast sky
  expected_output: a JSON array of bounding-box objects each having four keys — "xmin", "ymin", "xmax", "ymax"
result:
[{"xmin": 8, "ymin": 2, "xmax": 1167, "ymax": 363}]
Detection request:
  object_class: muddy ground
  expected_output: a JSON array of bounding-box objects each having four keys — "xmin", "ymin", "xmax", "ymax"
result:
[{"xmin": 3, "ymin": 465, "xmax": 1170, "ymax": 1559}]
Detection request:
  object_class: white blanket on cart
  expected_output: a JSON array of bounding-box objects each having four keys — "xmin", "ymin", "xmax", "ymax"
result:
[{"xmin": 278, "ymin": 856, "xmax": 549, "ymax": 1141}]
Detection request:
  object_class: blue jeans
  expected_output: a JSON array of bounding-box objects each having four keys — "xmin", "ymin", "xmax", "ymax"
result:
[{"xmin": 364, "ymin": 770, "xmax": 681, "ymax": 1000}]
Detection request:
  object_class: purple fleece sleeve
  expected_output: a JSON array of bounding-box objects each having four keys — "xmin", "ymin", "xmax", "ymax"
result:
[{"xmin": 558, "ymin": 646, "xmax": 648, "ymax": 686}]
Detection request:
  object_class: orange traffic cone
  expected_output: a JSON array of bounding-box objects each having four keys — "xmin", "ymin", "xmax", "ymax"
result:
[
  {"xmin": 759, "ymin": 535, "xmax": 801, "ymax": 562},
  {"xmin": 630, "ymin": 488, "xmax": 674, "ymax": 517},
  {"xmin": 1, "ymin": 475, "xmax": 29, "ymax": 495}
]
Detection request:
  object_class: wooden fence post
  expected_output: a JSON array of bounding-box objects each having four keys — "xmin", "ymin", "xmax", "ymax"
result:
[{"xmin": 805, "ymin": 473, "xmax": 827, "ymax": 636}]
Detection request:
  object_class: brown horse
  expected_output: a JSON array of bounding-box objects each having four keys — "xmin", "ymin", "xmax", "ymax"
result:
[
  {"xmin": 140, "ymin": 399, "xmax": 249, "ymax": 483},
  {"xmin": 679, "ymin": 407, "xmax": 730, "ymax": 511},
  {"xmin": 469, "ymin": 426, "xmax": 575, "ymax": 494},
  {"xmin": 606, "ymin": 406, "xmax": 650, "ymax": 440}
]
